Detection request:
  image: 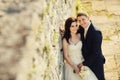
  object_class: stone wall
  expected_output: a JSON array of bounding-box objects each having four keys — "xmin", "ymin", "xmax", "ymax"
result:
[
  {"xmin": 0, "ymin": 0, "xmax": 120, "ymax": 80},
  {"xmin": 0, "ymin": 0, "xmax": 77, "ymax": 80}
]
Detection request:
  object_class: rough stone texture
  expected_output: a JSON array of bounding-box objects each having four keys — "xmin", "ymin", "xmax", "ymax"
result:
[
  {"xmin": 0, "ymin": 0, "xmax": 76, "ymax": 80},
  {"xmin": 0, "ymin": 0, "xmax": 120, "ymax": 80}
]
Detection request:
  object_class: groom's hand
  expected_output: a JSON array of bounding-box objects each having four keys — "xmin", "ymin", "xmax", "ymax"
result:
[{"xmin": 77, "ymin": 63, "xmax": 83, "ymax": 71}]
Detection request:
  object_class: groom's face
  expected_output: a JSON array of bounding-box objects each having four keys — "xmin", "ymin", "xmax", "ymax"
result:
[{"xmin": 77, "ymin": 15, "xmax": 90, "ymax": 28}]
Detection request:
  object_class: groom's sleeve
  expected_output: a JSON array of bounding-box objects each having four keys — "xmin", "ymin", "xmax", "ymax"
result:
[{"xmin": 83, "ymin": 31, "xmax": 102, "ymax": 66}]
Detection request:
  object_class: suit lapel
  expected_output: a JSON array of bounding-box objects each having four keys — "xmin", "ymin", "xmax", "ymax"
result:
[
  {"xmin": 79, "ymin": 25, "xmax": 85, "ymax": 43},
  {"xmin": 85, "ymin": 23, "xmax": 94, "ymax": 40}
]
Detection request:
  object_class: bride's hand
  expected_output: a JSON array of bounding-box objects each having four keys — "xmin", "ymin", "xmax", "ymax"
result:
[{"xmin": 74, "ymin": 66, "xmax": 80, "ymax": 74}]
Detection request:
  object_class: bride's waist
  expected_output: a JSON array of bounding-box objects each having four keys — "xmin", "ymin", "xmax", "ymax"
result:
[
  {"xmin": 69, "ymin": 57, "xmax": 84, "ymax": 64},
  {"xmin": 69, "ymin": 55, "xmax": 84, "ymax": 60}
]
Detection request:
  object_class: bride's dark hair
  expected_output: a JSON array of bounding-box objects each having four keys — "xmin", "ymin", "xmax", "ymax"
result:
[{"xmin": 62, "ymin": 17, "xmax": 77, "ymax": 43}]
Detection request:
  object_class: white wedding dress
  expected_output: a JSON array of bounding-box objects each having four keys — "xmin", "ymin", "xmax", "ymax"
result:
[{"xmin": 64, "ymin": 41, "xmax": 98, "ymax": 80}]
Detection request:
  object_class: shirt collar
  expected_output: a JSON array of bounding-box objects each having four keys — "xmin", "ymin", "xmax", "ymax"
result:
[{"xmin": 84, "ymin": 22, "xmax": 91, "ymax": 32}]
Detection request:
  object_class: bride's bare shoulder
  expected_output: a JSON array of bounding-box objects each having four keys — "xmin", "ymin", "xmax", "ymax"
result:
[{"xmin": 62, "ymin": 38, "xmax": 68, "ymax": 44}]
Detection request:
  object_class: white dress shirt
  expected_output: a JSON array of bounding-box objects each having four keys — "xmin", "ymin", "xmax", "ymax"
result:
[{"xmin": 84, "ymin": 22, "xmax": 91, "ymax": 38}]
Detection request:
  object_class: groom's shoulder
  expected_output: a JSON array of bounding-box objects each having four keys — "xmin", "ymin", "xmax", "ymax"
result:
[
  {"xmin": 78, "ymin": 25, "xmax": 84, "ymax": 33},
  {"xmin": 92, "ymin": 25, "xmax": 101, "ymax": 32},
  {"xmin": 92, "ymin": 26, "xmax": 102, "ymax": 36},
  {"xmin": 79, "ymin": 25, "xmax": 84, "ymax": 30},
  {"xmin": 90, "ymin": 23, "xmax": 100, "ymax": 31}
]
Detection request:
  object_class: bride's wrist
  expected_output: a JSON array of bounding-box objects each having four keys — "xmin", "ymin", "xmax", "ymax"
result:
[{"xmin": 73, "ymin": 65, "xmax": 77, "ymax": 70}]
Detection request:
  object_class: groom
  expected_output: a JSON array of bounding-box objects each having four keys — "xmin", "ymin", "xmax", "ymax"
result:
[{"xmin": 77, "ymin": 12, "xmax": 105, "ymax": 80}]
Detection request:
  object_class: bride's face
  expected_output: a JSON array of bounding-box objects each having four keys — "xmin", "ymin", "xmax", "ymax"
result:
[{"xmin": 70, "ymin": 22, "xmax": 78, "ymax": 34}]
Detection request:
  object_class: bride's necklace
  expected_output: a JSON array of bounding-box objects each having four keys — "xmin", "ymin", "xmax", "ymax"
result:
[{"xmin": 70, "ymin": 38, "xmax": 79, "ymax": 45}]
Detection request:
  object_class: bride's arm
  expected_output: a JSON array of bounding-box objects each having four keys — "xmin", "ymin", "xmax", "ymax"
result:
[
  {"xmin": 62, "ymin": 38, "xmax": 79, "ymax": 73},
  {"xmin": 77, "ymin": 33, "xmax": 84, "ymax": 70}
]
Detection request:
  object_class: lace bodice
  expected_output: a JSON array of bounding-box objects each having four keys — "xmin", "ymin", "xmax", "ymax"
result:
[
  {"xmin": 68, "ymin": 41, "xmax": 84, "ymax": 64},
  {"xmin": 65, "ymin": 41, "xmax": 98, "ymax": 80}
]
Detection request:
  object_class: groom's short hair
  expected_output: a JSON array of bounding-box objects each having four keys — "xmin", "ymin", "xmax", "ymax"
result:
[{"xmin": 77, "ymin": 12, "xmax": 88, "ymax": 17}]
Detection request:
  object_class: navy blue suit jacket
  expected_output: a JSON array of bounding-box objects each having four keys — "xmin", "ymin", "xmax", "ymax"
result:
[{"xmin": 78, "ymin": 23, "xmax": 105, "ymax": 80}]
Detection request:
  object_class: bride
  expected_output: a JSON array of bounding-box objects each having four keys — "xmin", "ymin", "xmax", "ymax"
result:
[{"xmin": 62, "ymin": 17, "xmax": 98, "ymax": 80}]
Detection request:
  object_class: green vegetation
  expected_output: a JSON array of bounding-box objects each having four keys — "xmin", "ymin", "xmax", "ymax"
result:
[
  {"xmin": 52, "ymin": 30, "xmax": 59, "ymax": 47},
  {"xmin": 43, "ymin": 44, "xmax": 50, "ymax": 54},
  {"xmin": 75, "ymin": 0, "xmax": 81, "ymax": 14},
  {"xmin": 44, "ymin": 67, "xmax": 50, "ymax": 80},
  {"xmin": 103, "ymin": 36, "xmax": 111, "ymax": 41}
]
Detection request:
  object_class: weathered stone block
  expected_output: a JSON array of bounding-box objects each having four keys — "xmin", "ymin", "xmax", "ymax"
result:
[
  {"xmin": 92, "ymin": 1, "xmax": 106, "ymax": 10},
  {"xmin": 104, "ymin": 55, "xmax": 117, "ymax": 71},
  {"xmin": 105, "ymin": 71, "xmax": 119, "ymax": 80}
]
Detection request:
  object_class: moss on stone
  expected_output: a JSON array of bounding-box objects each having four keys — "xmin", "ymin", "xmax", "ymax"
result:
[
  {"xmin": 44, "ymin": 67, "xmax": 50, "ymax": 80},
  {"xmin": 103, "ymin": 36, "xmax": 111, "ymax": 41},
  {"xmin": 52, "ymin": 31, "xmax": 59, "ymax": 47},
  {"xmin": 75, "ymin": 0, "xmax": 81, "ymax": 14},
  {"xmin": 43, "ymin": 44, "xmax": 50, "ymax": 54}
]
